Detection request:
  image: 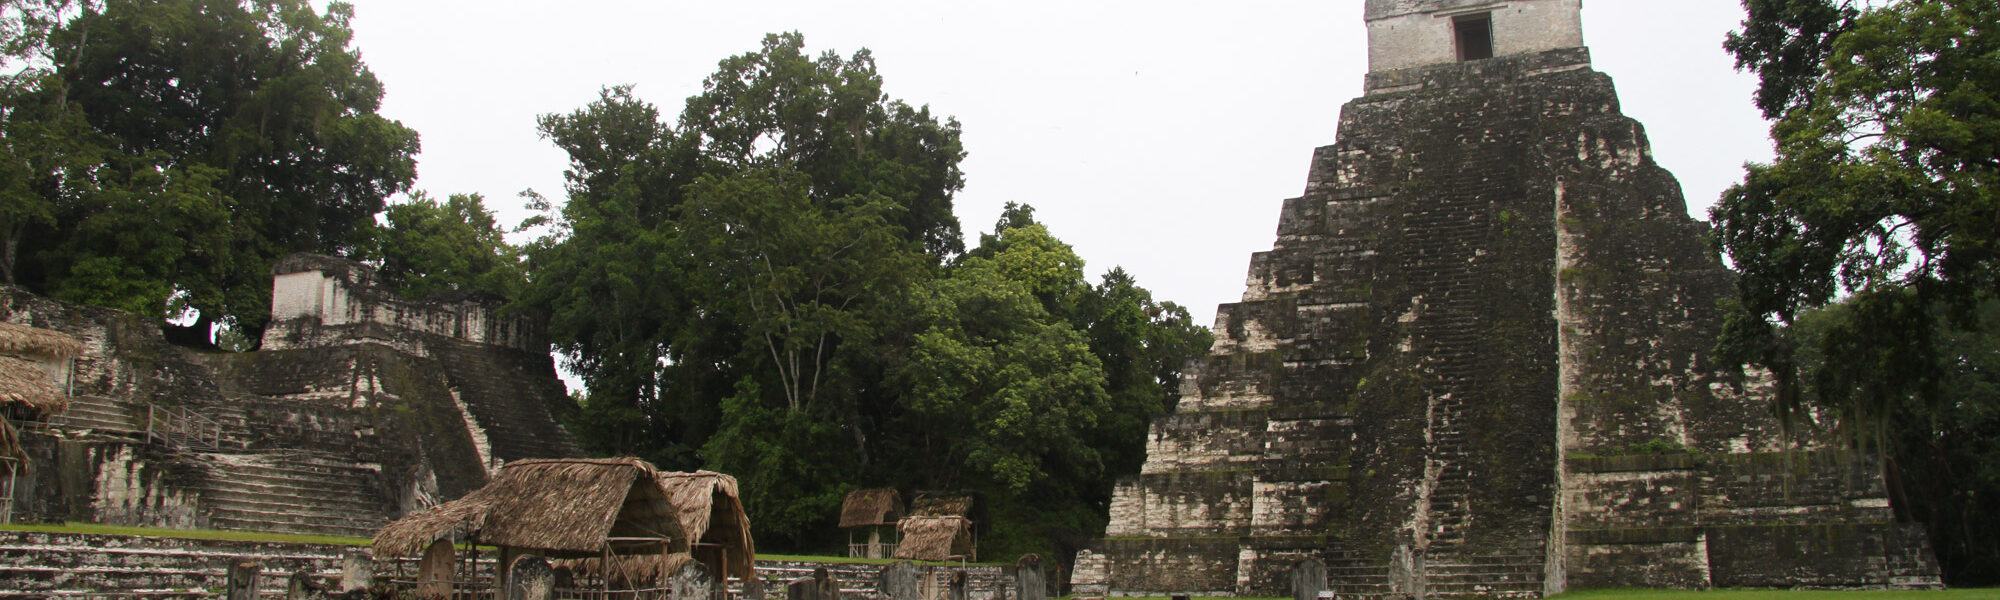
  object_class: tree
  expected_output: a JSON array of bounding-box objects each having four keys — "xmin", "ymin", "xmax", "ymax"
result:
[
  {"xmin": 2, "ymin": 0, "xmax": 418, "ymax": 341},
  {"xmin": 680, "ymin": 32, "xmax": 966, "ymax": 259},
  {"xmin": 1713, "ymin": 0, "xmax": 1999, "ymax": 408},
  {"xmin": 377, "ymin": 192, "xmax": 523, "ymax": 300},
  {"xmin": 1789, "ymin": 294, "xmax": 2000, "ymax": 584},
  {"xmin": 520, "ymin": 86, "xmax": 701, "ymax": 464},
  {"xmin": 525, "ymin": 36, "xmax": 1212, "ymax": 559},
  {"xmin": 524, "ymin": 34, "xmax": 969, "ymax": 481},
  {"xmin": 1715, "ymin": 0, "xmax": 2000, "ymax": 584}
]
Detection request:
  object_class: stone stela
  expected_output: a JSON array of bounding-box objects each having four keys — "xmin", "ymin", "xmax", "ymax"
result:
[{"xmin": 1081, "ymin": 1, "xmax": 1942, "ymax": 598}]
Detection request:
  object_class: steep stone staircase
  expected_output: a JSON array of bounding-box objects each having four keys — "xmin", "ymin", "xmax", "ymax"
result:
[
  {"xmin": 42, "ymin": 394, "xmax": 143, "ymax": 437},
  {"xmin": 430, "ymin": 342, "xmax": 582, "ymax": 461},
  {"xmin": 196, "ymin": 451, "xmax": 391, "ymax": 539},
  {"xmin": 1424, "ymin": 554, "xmax": 1544, "ymax": 598},
  {"xmin": 1323, "ymin": 550, "xmax": 1392, "ymax": 598},
  {"xmin": 32, "ymin": 387, "xmax": 396, "ymax": 541}
]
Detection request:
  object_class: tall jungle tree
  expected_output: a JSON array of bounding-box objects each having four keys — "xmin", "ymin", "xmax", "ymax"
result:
[
  {"xmin": 1, "ymin": 0, "xmax": 419, "ymax": 342},
  {"xmin": 1714, "ymin": 0, "xmax": 1999, "ymax": 584}
]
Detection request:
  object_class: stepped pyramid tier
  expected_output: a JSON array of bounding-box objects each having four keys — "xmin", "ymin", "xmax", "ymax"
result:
[
  {"xmin": 1089, "ymin": 1, "xmax": 1940, "ymax": 597},
  {"xmin": 1, "ymin": 253, "xmax": 580, "ymax": 536}
]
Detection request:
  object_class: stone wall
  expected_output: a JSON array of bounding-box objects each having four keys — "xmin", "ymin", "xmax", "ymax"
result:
[
  {"xmin": 1, "ymin": 253, "xmax": 580, "ymax": 538},
  {"xmin": 263, "ymin": 253, "xmax": 542, "ymax": 353},
  {"xmin": 1090, "ymin": 44, "xmax": 1940, "ymax": 598},
  {"xmin": 1365, "ymin": 0, "xmax": 1584, "ymax": 74},
  {"xmin": 0, "ymin": 529, "xmax": 1020, "ymax": 600}
]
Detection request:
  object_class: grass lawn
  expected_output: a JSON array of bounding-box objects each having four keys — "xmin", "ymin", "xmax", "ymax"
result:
[
  {"xmin": 1554, "ymin": 589, "xmax": 1998, "ymax": 600},
  {"xmin": 0, "ymin": 521, "xmax": 372, "ymax": 546},
  {"xmin": 1104, "ymin": 591, "xmax": 1997, "ymax": 600}
]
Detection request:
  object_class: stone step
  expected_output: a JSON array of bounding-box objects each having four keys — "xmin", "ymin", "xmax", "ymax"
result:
[
  {"xmin": 207, "ymin": 511, "xmax": 384, "ymax": 539},
  {"xmin": 201, "ymin": 487, "xmax": 386, "ymax": 514},
  {"xmin": 201, "ymin": 471, "xmax": 376, "ymax": 498},
  {"xmin": 202, "ymin": 494, "xmax": 388, "ymax": 527}
]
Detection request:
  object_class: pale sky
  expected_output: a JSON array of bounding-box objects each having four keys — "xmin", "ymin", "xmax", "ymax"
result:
[{"xmin": 338, "ymin": 1, "xmax": 1773, "ymax": 332}]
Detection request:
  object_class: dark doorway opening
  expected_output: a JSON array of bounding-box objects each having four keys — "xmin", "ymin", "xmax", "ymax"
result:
[{"xmin": 1455, "ymin": 13, "xmax": 1494, "ymax": 61}]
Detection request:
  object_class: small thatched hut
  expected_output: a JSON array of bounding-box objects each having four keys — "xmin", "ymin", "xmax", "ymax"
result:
[
  {"xmin": 552, "ymin": 470, "xmax": 757, "ymax": 589},
  {"xmin": 895, "ymin": 491, "xmax": 976, "ymax": 562},
  {"xmin": 908, "ymin": 491, "xmax": 972, "ymax": 519},
  {"xmin": 0, "ymin": 322, "xmax": 79, "ymax": 522},
  {"xmin": 0, "ymin": 321, "xmax": 80, "ymax": 423},
  {"xmin": 839, "ymin": 488, "xmax": 903, "ymax": 558},
  {"xmin": 371, "ymin": 457, "xmax": 688, "ymax": 592},
  {"xmin": 659, "ymin": 470, "xmax": 755, "ymax": 581},
  {"xmin": 894, "ymin": 515, "xmax": 975, "ymax": 562}
]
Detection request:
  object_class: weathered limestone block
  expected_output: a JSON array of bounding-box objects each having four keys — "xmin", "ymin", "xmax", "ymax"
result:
[
  {"xmin": 340, "ymin": 552, "xmax": 374, "ymax": 593},
  {"xmin": 1067, "ymin": 550, "xmax": 1109, "ymax": 599},
  {"xmin": 1014, "ymin": 555, "xmax": 1046, "ymax": 600},
  {"xmin": 1289, "ymin": 559, "xmax": 1325, "ymax": 600},
  {"xmin": 227, "ymin": 558, "xmax": 262, "ymax": 600},
  {"xmin": 879, "ymin": 561, "xmax": 921, "ymax": 600},
  {"xmin": 1093, "ymin": 3, "xmax": 1940, "ymax": 595},
  {"xmin": 671, "ymin": 560, "xmax": 716, "ymax": 600},
  {"xmin": 507, "ymin": 556, "xmax": 555, "ymax": 600}
]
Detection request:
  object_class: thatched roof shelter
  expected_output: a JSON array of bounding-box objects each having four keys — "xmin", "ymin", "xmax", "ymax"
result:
[
  {"xmin": 0, "ymin": 356, "xmax": 66, "ymax": 419},
  {"xmin": 657, "ymin": 470, "xmax": 755, "ymax": 581},
  {"xmin": 909, "ymin": 491, "xmax": 972, "ymax": 518},
  {"xmin": 839, "ymin": 488, "xmax": 903, "ymax": 528},
  {"xmin": 894, "ymin": 516, "xmax": 974, "ymax": 561},
  {"xmin": 0, "ymin": 323, "xmax": 77, "ymax": 423},
  {"xmin": 372, "ymin": 457, "xmax": 687, "ymax": 560},
  {"xmin": 0, "ymin": 322, "xmax": 81, "ymax": 359}
]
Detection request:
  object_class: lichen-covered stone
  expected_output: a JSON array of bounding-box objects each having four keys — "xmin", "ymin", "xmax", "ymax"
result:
[
  {"xmin": 2, "ymin": 252, "xmax": 581, "ymax": 537},
  {"xmin": 1094, "ymin": 16, "xmax": 1940, "ymax": 597}
]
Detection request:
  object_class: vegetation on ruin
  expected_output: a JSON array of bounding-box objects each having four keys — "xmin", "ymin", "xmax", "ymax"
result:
[
  {"xmin": 1714, "ymin": 0, "xmax": 2000, "ymax": 586},
  {"xmin": 517, "ymin": 34, "xmax": 1212, "ymax": 555},
  {"xmin": 0, "ymin": 0, "xmax": 420, "ymax": 346},
  {"xmin": 0, "ymin": 1, "xmax": 1213, "ymax": 561}
]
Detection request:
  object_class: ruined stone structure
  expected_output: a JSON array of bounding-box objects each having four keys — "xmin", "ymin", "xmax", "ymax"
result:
[
  {"xmin": 1089, "ymin": 1, "xmax": 1941, "ymax": 596},
  {"xmin": 2, "ymin": 253, "xmax": 580, "ymax": 537}
]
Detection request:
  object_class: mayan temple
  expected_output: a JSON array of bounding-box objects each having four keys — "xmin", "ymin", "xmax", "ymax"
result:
[{"xmin": 1081, "ymin": 1, "xmax": 1942, "ymax": 597}]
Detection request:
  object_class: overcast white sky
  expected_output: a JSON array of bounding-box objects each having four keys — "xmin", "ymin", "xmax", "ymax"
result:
[{"xmin": 337, "ymin": 1, "xmax": 1772, "ymax": 331}]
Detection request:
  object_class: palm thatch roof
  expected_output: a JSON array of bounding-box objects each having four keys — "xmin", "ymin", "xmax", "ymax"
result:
[
  {"xmin": 894, "ymin": 516, "xmax": 973, "ymax": 562},
  {"xmin": 839, "ymin": 488, "xmax": 903, "ymax": 528},
  {"xmin": 657, "ymin": 470, "xmax": 756, "ymax": 580},
  {"xmin": 0, "ymin": 322, "xmax": 80, "ymax": 359},
  {"xmin": 1, "ymin": 416, "xmax": 29, "ymax": 470},
  {"xmin": 372, "ymin": 457, "xmax": 687, "ymax": 559},
  {"xmin": 909, "ymin": 491, "xmax": 972, "ymax": 518},
  {"xmin": 0, "ymin": 356, "xmax": 66, "ymax": 418}
]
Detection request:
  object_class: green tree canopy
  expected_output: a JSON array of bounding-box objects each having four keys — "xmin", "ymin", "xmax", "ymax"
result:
[
  {"xmin": 377, "ymin": 192, "xmax": 523, "ymax": 300},
  {"xmin": 1, "ymin": 0, "xmax": 418, "ymax": 342},
  {"xmin": 1715, "ymin": 0, "xmax": 2000, "ymax": 584},
  {"xmin": 525, "ymin": 34, "xmax": 1209, "ymax": 558},
  {"xmin": 1714, "ymin": 0, "xmax": 1999, "ymax": 407}
]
